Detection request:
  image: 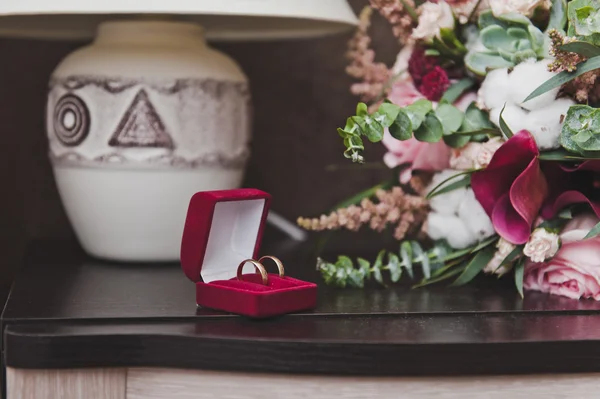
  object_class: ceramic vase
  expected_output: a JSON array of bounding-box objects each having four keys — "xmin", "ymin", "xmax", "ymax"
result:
[{"xmin": 46, "ymin": 21, "xmax": 251, "ymax": 261}]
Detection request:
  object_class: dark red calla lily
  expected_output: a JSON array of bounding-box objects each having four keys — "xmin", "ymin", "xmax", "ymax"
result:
[
  {"xmin": 542, "ymin": 161, "xmax": 600, "ymax": 219},
  {"xmin": 471, "ymin": 130, "xmax": 548, "ymax": 244}
]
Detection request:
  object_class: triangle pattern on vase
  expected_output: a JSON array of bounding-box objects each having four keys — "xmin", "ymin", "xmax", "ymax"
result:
[{"xmin": 109, "ymin": 89, "xmax": 174, "ymax": 149}]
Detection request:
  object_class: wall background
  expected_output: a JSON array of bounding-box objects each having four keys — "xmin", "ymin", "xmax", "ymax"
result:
[{"xmin": 0, "ymin": 0, "xmax": 398, "ymax": 303}]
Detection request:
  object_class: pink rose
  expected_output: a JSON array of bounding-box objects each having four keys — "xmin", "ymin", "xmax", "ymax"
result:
[
  {"xmin": 388, "ymin": 78, "xmax": 425, "ymax": 107},
  {"xmin": 383, "ymin": 131, "xmax": 451, "ymax": 183},
  {"xmin": 524, "ymin": 214, "xmax": 600, "ymax": 301}
]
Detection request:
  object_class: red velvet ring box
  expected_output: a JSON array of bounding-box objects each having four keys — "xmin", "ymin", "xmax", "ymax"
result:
[{"xmin": 180, "ymin": 189, "xmax": 317, "ymax": 318}]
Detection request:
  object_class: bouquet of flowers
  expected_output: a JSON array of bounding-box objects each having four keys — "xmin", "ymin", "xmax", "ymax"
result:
[{"xmin": 298, "ymin": 0, "xmax": 600, "ymax": 300}]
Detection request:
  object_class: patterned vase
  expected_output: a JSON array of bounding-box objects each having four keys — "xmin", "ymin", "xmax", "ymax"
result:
[{"xmin": 46, "ymin": 21, "xmax": 251, "ymax": 261}]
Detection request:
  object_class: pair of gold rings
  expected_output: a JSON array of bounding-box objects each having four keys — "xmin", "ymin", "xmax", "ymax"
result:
[{"xmin": 237, "ymin": 256, "xmax": 285, "ymax": 286}]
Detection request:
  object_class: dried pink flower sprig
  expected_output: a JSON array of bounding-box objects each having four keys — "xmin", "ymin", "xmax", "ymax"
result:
[
  {"xmin": 297, "ymin": 186, "xmax": 428, "ymax": 241},
  {"xmin": 346, "ymin": 7, "xmax": 393, "ymax": 103},
  {"xmin": 369, "ymin": 0, "xmax": 417, "ymax": 43}
]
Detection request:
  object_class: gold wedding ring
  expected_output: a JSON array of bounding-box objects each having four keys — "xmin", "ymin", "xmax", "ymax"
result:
[
  {"xmin": 259, "ymin": 256, "xmax": 285, "ymax": 278},
  {"xmin": 237, "ymin": 259, "xmax": 269, "ymax": 286}
]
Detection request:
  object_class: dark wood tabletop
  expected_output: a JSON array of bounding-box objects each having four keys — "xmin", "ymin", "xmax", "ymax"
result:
[{"xmin": 4, "ymin": 234, "xmax": 600, "ymax": 376}]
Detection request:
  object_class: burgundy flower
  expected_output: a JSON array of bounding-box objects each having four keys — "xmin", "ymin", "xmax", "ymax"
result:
[
  {"xmin": 408, "ymin": 47, "xmax": 439, "ymax": 85},
  {"xmin": 471, "ymin": 131, "xmax": 549, "ymax": 244},
  {"xmin": 418, "ymin": 66, "xmax": 450, "ymax": 101},
  {"xmin": 542, "ymin": 161, "xmax": 600, "ymax": 219}
]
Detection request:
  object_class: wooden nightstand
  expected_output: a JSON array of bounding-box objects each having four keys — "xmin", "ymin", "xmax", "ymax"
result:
[{"xmin": 3, "ymin": 239, "xmax": 600, "ymax": 399}]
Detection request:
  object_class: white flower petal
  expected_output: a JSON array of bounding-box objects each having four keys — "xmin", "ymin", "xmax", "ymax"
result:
[
  {"xmin": 427, "ymin": 170, "xmax": 468, "ymax": 215},
  {"xmin": 509, "ymin": 59, "xmax": 560, "ymax": 111},
  {"xmin": 523, "ymin": 98, "xmax": 575, "ymax": 150},
  {"xmin": 458, "ymin": 189, "xmax": 496, "ymax": 241},
  {"xmin": 426, "ymin": 213, "xmax": 477, "ymax": 249},
  {"xmin": 478, "ymin": 68, "xmax": 511, "ymax": 110}
]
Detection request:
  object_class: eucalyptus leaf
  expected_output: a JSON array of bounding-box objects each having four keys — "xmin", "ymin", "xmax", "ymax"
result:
[
  {"xmin": 372, "ymin": 250, "xmax": 385, "ymax": 286},
  {"xmin": 451, "ymin": 246, "xmax": 496, "ymax": 286},
  {"xmin": 400, "ymin": 241, "xmax": 414, "ymax": 279},
  {"xmin": 358, "ymin": 258, "xmax": 371, "ymax": 280},
  {"xmin": 443, "ymin": 134, "xmax": 471, "ymax": 148},
  {"xmin": 389, "ymin": 109, "xmax": 413, "ymax": 141},
  {"xmin": 375, "ymin": 103, "xmax": 401, "ymax": 127},
  {"xmin": 441, "ymin": 78, "xmax": 475, "ymax": 104},
  {"xmin": 435, "ymin": 103, "xmax": 465, "ymax": 135},
  {"xmin": 414, "ymin": 112, "xmax": 444, "ymax": 143},
  {"xmin": 460, "ymin": 103, "xmax": 495, "ymax": 132},
  {"xmin": 412, "ymin": 241, "xmax": 430, "ymax": 279},
  {"xmin": 405, "ymin": 99, "xmax": 433, "ymax": 130},
  {"xmin": 387, "ymin": 253, "xmax": 403, "ymax": 283},
  {"xmin": 360, "ymin": 115, "xmax": 385, "ymax": 143},
  {"xmin": 357, "ymin": 102, "xmax": 369, "ymax": 117}
]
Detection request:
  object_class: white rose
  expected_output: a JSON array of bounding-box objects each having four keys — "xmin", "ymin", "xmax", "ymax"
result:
[
  {"xmin": 412, "ymin": 1, "xmax": 455, "ymax": 41},
  {"xmin": 523, "ymin": 228, "xmax": 560, "ymax": 263},
  {"xmin": 449, "ymin": 137, "xmax": 504, "ymax": 171},
  {"xmin": 484, "ymin": 238, "xmax": 516, "ymax": 275},
  {"xmin": 475, "ymin": 137, "xmax": 504, "ymax": 169},
  {"xmin": 489, "ymin": 0, "xmax": 551, "ymax": 17}
]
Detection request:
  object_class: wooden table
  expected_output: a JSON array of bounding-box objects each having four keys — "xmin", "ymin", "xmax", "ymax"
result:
[{"xmin": 3, "ymin": 237, "xmax": 600, "ymax": 398}]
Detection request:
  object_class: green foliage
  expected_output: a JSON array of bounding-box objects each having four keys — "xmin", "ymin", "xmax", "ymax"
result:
[
  {"xmin": 548, "ymin": 0, "xmax": 568, "ymax": 32},
  {"xmin": 431, "ymin": 28, "xmax": 468, "ymax": 61},
  {"xmin": 337, "ymin": 98, "xmax": 499, "ymax": 162},
  {"xmin": 538, "ymin": 148, "xmax": 600, "ymax": 161},
  {"xmin": 465, "ymin": 11, "xmax": 545, "ymax": 75},
  {"xmin": 525, "ymin": 56, "xmax": 600, "ymax": 102},
  {"xmin": 560, "ymin": 41, "xmax": 600, "ymax": 58},
  {"xmin": 568, "ymin": 0, "xmax": 600, "ymax": 45},
  {"xmin": 441, "ymin": 78, "xmax": 475, "ymax": 104},
  {"xmin": 426, "ymin": 170, "xmax": 473, "ymax": 200},
  {"xmin": 514, "ymin": 258, "xmax": 525, "ymax": 298},
  {"xmin": 560, "ymin": 105, "xmax": 600, "ymax": 155},
  {"xmin": 451, "ymin": 246, "xmax": 496, "ymax": 286},
  {"xmin": 499, "ymin": 104, "xmax": 514, "ymax": 138},
  {"xmin": 584, "ymin": 221, "xmax": 600, "ymax": 239},
  {"xmin": 316, "ymin": 237, "xmax": 503, "ymax": 289},
  {"xmin": 317, "ymin": 241, "xmax": 438, "ymax": 288}
]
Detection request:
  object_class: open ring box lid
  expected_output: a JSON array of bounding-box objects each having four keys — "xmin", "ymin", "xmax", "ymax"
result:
[{"xmin": 181, "ymin": 189, "xmax": 317, "ymax": 318}]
